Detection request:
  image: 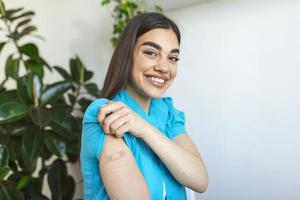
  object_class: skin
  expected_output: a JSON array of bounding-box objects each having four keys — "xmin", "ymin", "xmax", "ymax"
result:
[{"xmin": 99, "ymin": 28, "xmax": 209, "ymax": 199}]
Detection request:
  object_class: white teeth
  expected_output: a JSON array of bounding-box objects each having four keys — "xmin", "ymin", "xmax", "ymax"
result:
[{"xmin": 150, "ymin": 76, "xmax": 165, "ymax": 83}]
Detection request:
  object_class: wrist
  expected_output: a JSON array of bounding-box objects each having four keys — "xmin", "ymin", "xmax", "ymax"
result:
[{"xmin": 140, "ymin": 124, "xmax": 155, "ymax": 141}]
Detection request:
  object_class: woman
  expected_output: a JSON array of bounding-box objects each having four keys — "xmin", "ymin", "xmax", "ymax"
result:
[{"xmin": 80, "ymin": 12, "xmax": 209, "ymax": 200}]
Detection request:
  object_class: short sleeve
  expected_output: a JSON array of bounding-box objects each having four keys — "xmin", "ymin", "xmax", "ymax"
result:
[
  {"xmin": 81, "ymin": 98, "xmax": 136, "ymax": 161},
  {"xmin": 81, "ymin": 98, "xmax": 109, "ymax": 160},
  {"xmin": 163, "ymin": 97, "xmax": 187, "ymax": 139}
]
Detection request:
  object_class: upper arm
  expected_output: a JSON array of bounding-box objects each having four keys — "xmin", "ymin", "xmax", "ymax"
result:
[
  {"xmin": 99, "ymin": 135, "xmax": 150, "ymax": 200},
  {"xmin": 173, "ymin": 133, "xmax": 201, "ymax": 158}
]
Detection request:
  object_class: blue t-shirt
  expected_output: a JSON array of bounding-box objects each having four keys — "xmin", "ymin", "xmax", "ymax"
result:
[{"xmin": 80, "ymin": 89, "xmax": 188, "ymax": 200}]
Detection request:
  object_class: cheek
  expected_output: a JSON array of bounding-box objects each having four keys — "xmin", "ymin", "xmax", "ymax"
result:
[
  {"xmin": 171, "ymin": 66, "xmax": 178, "ymax": 79},
  {"xmin": 134, "ymin": 53, "xmax": 156, "ymax": 70}
]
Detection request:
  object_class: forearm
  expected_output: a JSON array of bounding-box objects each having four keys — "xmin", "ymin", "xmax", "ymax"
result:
[{"xmin": 142, "ymin": 126, "xmax": 208, "ymax": 193}]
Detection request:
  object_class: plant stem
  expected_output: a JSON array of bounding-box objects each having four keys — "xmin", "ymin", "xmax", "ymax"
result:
[
  {"xmin": 71, "ymin": 84, "xmax": 81, "ymax": 111},
  {"xmin": 0, "ymin": 76, "xmax": 8, "ymax": 89},
  {"xmin": 3, "ymin": 18, "xmax": 26, "ymax": 66}
]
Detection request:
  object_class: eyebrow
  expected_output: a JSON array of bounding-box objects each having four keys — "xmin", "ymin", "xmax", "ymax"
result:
[{"xmin": 141, "ymin": 41, "xmax": 180, "ymax": 54}]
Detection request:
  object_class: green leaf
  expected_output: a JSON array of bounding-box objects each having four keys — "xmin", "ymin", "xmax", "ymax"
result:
[
  {"xmin": 0, "ymin": 132, "xmax": 9, "ymax": 146},
  {"xmin": 10, "ymin": 126, "xmax": 27, "ymax": 136},
  {"xmin": 0, "ymin": 90, "xmax": 18, "ymax": 105},
  {"xmin": 29, "ymin": 106, "xmax": 51, "ymax": 127},
  {"xmin": 69, "ymin": 58, "xmax": 79, "ymax": 83},
  {"xmin": 66, "ymin": 140, "xmax": 79, "ymax": 156},
  {"xmin": 5, "ymin": 55, "xmax": 19, "ymax": 80},
  {"xmin": 17, "ymin": 74, "xmax": 33, "ymax": 105},
  {"xmin": 50, "ymin": 111, "xmax": 79, "ymax": 140},
  {"xmin": 1, "ymin": 181, "xmax": 24, "ymax": 200},
  {"xmin": 0, "ymin": 144, "xmax": 10, "ymax": 180},
  {"xmin": 4, "ymin": 8, "xmax": 23, "ymax": 19},
  {"xmin": 7, "ymin": 136, "xmax": 22, "ymax": 160},
  {"xmin": 0, "ymin": 42, "xmax": 6, "ymax": 54},
  {"xmin": 19, "ymin": 25, "xmax": 37, "ymax": 37},
  {"xmin": 22, "ymin": 128, "xmax": 43, "ymax": 161},
  {"xmin": 63, "ymin": 175, "xmax": 75, "ymax": 200},
  {"xmin": 77, "ymin": 56, "xmax": 85, "ymax": 84},
  {"xmin": 32, "ymin": 75, "xmax": 43, "ymax": 105},
  {"xmin": 0, "ymin": 166, "xmax": 10, "ymax": 180},
  {"xmin": 40, "ymin": 57, "xmax": 52, "ymax": 72},
  {"xmin": 47, "ymin": 159, "xmax": 68, "ymax": 200},
  {"xmin": 119, "ymin": 2, "xmax": 138, "ymax": 16},
  {"xmin": 0, "ymin": 102, "xmax": 28, "ymax": 124},
  {"xmin": 101, "ymin": 0, "xmax": 111, "ymax": 6},
  {"xmin": 66, "ymin": 152, "xmax": 78, "ymax": 164},
  {"xmin": 54, "ymin": 66, "xmax": 71, "ymax": 80},
  {"xmin": 84, "ymin": 69, "xmax": 93, "ymax": 82},
  {"xmin": 15, "ymin": 18, "xmax": 31, "ymax": 30},
  {"xmin": 7, "ymin": 171, "xmax": 23, "ymax": 183},
  {"xmin": 19, "ymin": 43, "xmax": 39, "ymax": 59},
  {"xmin": 16, "ymin": 175, "xmax": 31, "ymax": 190},
  {"xmin": 26, "ymin": 178, "xmax": 43, "ymax": 199},
  {"xmin": 24, "ymin": 59, "xmax": 44, "ymax": 78},
  {"xmin": 154, "ymin": 5, "xmax": 163, "ymax": 12},
  {"xmin": 40, "ymin": 81, "xmax": 72, "ymax": 106},
  {"xmin": 44, "ymin": 131, "xmax": 66, "ymax": 157},
  {"xmin": 111, "ymin": 36, "xmax": 119, "ymax": 47},
  {"xmin": 8, "ymin": 161, "xmax": 17, "ymax": 172},
  {"xmin": 78, "ymin": 98, "xmax": 93, "ymax": 112},
  {"xmin": 22, "ymin": 128, "xmax": 43, "ymax": 172},
  {"xmin": 84, "ymin": 83, "xmax": 99, "ymax": 96},
  {"xmin": 68, "ymin": 93, "xmax": 76, "ymax": 105},
  {"xmin": 0, "ymin": 183, "xmax": 11, "ymax": 200},
  {"xmin": 40, "ymin": 146, "xmax": 52, "ymax": 161},
  {"xmin": 0, "ymin": 1, "xmax": 5, "ymax": 17},
  {"xmin": 10, "ymin": 11, "xmax": 34, "ymax": 21},
  {"xmin": 113, "ymin": 20, "xmax": 125, "ymax": 34},
  {"xmin": 6, "ymin": 31, "xmax": 20, "ymax": 40},
  {"xmin": 0, "ymin": 144, "xmax": 9, "ymax": 167},
  {"xmin": 70, "ymin": 56, "xmax": 85, "ymax": 84}
]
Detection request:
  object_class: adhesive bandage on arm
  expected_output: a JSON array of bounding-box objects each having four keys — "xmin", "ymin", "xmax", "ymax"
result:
[{"xmin": 105, "ymin": 150, "xmax": 126, "ymax": 163}]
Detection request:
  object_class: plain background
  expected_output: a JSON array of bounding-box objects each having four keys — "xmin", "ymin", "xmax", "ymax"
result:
[{"xmin": 1, "ymin": 0, "xmax": 300, "ymax": 199}]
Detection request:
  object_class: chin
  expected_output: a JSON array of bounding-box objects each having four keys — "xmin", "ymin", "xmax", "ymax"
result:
[
  {"xmin": 143, "ymin": 85, "xmax": 169, "ymax": 98},
  {"xmin": 147, "ymin": 91, "xmax": 163, "ymax": 98}
]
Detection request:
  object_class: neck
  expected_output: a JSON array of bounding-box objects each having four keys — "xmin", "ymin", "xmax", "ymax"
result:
[{"xmin": 125, "ymin": 84, "xmax": 151, "ymax": 114}]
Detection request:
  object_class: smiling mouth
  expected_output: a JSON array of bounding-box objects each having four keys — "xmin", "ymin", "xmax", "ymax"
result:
[{"xmin": 144, "ymin": 75, "xmax": 168, "ymax": 88}]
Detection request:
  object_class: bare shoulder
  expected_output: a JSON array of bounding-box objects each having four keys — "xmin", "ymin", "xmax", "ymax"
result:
[{"xmin": 99, "ymin": 135, "xmax": 150, "ymax": 200}]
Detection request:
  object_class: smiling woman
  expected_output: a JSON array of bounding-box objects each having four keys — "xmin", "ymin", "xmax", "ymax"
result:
[{"xmin": 80, "ymin": 12, "xmax": 209, "ymax": 200}]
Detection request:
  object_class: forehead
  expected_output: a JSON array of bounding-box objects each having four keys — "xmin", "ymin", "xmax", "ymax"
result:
[{"xmin": 135, "ymin": 28, "xmax": 179, "ymax": 51}]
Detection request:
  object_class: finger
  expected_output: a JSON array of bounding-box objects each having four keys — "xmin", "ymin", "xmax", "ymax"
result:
[
  {"xmin": 98, "ymin": 103, "xmax": 108, "ymax": 125},
  {"xmin": 115, "ymin": 122, "xmax": 131, "ymax": 138},
  {"xmin": 102, "ymin": 108, "xmax": 128, "ymax": 134},
  {"xmin": 109, "ymin": 112, "xmax": 129, "ymax": 133},
  {"xmin": 98, "ymin": 101, "xmax": 125, "ymax": 125}
]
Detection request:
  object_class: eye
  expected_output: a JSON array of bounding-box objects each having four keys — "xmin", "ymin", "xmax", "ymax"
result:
[
  {"xmin": 143, "ymin": 50, "xmax": 158, "ymax": 57},
  {"xmin": 169, "ymin": 56, "xmax": 180, "ymax": 63}
]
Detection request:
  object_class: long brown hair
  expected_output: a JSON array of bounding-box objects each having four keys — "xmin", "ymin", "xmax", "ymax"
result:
[{"xmin": 100, "ymin": 12, "xmax": 181, "ymax": 99}]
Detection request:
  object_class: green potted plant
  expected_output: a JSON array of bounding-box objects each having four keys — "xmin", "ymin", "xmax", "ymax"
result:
[
  {"xmin": 0, "ymin": 1, "xmax": 100, "ymax": 199},
  {"xmin": 101, "ymin": 0, "xmax": 163, "ymax": 46}
]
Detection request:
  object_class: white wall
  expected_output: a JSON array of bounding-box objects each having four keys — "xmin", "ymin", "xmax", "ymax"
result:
[
  {"xmin": 1, "ymin": 0, "xmax": 113, "ymax": 86},
  {"xmin": 166, "ymin": 0, "xmax": 300, "ymax": 199}
]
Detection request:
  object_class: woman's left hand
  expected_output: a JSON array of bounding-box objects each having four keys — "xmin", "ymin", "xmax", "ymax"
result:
[{"xmin": 98, "ymin": 101, "xmax": 151, "ymax": 138}]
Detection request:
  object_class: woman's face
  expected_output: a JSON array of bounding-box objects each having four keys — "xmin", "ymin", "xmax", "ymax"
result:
[{"xmin": 128, "ymin": 28, "xmax": 180, "ymax": 99}]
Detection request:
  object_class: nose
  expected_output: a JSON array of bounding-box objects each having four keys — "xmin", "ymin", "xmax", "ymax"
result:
[{"xmin": 155, "ymin": 58, "xmax": 169, "ymax": 73}]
